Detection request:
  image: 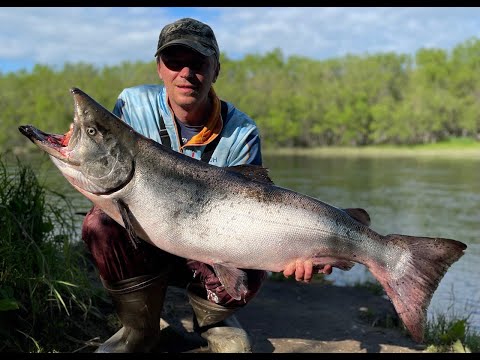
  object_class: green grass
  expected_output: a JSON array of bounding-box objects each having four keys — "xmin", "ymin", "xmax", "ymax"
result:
[
  {"xmin": 0, "ymin": 154, "xmax": 109, "ymax": 352},
  {"xmin": 410, "ymin": 136, "xmax": 480, "ymax": 149},
  {"xmin": 424, "ymin": 313, "xmax": 480, "ymax": 353},
  {"xmin": 353, "ymin": 279, "xmax": 385, "ymax": 296},
  {"xmin": 263, "ymin": 137, "xmax": 480, "ymax": 158}
]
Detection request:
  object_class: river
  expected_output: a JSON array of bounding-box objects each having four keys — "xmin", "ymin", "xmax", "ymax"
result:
[
  {"xmin": 9, "ymin": 151, "xmax": 480, "ymax": 332},
  {"xmin": 264, "ymin": 153, "xmax": 480, "ymax": 332}
]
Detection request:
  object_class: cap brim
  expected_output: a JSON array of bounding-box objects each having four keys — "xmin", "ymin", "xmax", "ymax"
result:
[{"xmin": 155, "ymin": 39, "xmax": 215, "ymax": 58}]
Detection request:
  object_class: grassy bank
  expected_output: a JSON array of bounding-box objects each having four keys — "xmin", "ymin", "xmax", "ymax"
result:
[
  {"xmin": 263, "ymin": 138, "xmax": 480, "ymax": 158},
  {"xmin": 11, "ymin": 137, "xmax": 480, "ymax": 160},
  {"xmin": 0, "ymin": 155, "xmax": 112, "ymax": 352}
]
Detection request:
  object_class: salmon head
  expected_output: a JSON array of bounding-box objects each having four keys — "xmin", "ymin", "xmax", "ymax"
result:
[{"xmin": 19, "ymin": 87, "xmax": 137, "ymax": 194}]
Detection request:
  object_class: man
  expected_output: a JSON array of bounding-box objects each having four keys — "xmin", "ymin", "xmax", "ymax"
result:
[{"xmin": 82, "ymin": 17, "xmax": 329, "ymax": 353}]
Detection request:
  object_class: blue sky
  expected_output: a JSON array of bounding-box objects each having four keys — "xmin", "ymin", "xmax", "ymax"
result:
[{"xmin": 1, "ymin": 7, "xmax": 480, "ymax": 74}]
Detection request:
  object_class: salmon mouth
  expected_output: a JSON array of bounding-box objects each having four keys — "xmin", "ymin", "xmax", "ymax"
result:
[{"xmin": 18, "ymin": 123, "xmax": 77, "ymax": 164}]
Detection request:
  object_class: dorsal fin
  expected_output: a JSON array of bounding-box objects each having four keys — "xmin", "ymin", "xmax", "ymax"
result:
[
  {"xmin": 226, "ymin": 164, "xmax": 274, "ymax": 184},
  {"xmin": 343, "ymin": 208, "xmax": 371, "ymax": 227}
]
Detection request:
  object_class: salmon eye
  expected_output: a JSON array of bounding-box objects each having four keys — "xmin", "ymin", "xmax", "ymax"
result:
[{"xmin": 87, "ymin": 127, "xmax": 96, "ymax": 136}]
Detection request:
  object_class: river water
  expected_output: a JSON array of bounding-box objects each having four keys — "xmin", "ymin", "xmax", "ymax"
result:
[
  {"xmin": 264, "ymin": 153, "xmax": 480, "ymax": 332},
  {"xmin": 10, "ymin": 151, "xmax": 480, "ymax": 332}
]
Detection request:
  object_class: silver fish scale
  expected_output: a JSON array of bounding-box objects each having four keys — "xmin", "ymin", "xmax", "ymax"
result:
[
  {"xmin": 111, "ymin": 148, "xmax": 404, "ymax": 276},
  {"xmin": 148, "ymin": 184, "xmax": 391, "ymax": 272}
]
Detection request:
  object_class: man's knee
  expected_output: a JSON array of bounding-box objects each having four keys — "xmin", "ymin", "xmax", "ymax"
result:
[
  {"xmin": 82, "ymin": 206, "xmax": 126, "ymax": 254},
  {"xmin": 83, "ymin": 207, "xmax": 118, "ymax": 234}
]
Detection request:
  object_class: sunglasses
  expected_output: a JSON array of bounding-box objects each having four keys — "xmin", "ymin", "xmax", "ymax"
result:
[{"xmin": 161, "ymin": 52, "xmax": 210, "ymax": 72}]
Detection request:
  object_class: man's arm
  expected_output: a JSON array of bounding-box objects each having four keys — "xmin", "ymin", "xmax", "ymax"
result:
[{"xmin": 227, "ymin": 130, "xmax": 262, "ymax": 166}]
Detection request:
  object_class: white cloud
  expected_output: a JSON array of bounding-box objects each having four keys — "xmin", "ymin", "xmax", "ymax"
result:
[
  {"xmin": 1, "ymin": 7, "xmax": 480, "ymax": 73},
  {"xmin": 212, "ymin": 7, "xmax": 480, "ymax": 59},
  {"xmin": 0, "ymin": 7, "xmax": 169, "ymax": 70}
]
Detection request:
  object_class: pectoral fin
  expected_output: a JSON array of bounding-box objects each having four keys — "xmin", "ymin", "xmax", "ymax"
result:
[
  {"xmin": 212, "ymin": 264, "xmax": 248, "ymax": 301},
  {"xmin": 115, "ymin": 198, "xmax": 141, "ymax": 250}
]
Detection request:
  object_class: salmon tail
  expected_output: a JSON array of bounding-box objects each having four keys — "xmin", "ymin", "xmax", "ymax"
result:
[{"xmin": 367, "ymin": 234, "xmax": 467, "ymax": 343}]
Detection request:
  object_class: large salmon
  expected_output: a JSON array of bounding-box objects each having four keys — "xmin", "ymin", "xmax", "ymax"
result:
[{"xmin": 19, "ymin": 87, "xmax": 467, "ymax": 343}]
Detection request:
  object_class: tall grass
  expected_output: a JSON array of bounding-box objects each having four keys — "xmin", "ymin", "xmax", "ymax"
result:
[{"xmin": 0, "ymin": 155, "xmax": 105, "ymax": 352}]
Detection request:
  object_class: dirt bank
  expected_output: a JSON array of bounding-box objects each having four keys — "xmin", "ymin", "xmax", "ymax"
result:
[{"xmin": 145, "ymin": 278, "xmax": 426, "ymax": 353}]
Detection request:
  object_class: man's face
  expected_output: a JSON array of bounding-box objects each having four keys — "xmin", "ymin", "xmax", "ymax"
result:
[{"xmin": 158, "ymin": 45, "xmax": 219, "ymax": 111}]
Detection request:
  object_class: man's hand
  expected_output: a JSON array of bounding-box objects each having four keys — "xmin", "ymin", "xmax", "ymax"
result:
[{"xmin": 283, "ymin": 260, "xmax": 333, "ymax": 283}]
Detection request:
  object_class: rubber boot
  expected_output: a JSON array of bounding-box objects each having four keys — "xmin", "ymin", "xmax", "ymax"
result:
[
  {"xmin": 187, "ymin": 283, "xmax": 252, "ymax": 353},
  {"xmin": 95, "ymin": 273, "xmax": 168, "ymax": 353}
]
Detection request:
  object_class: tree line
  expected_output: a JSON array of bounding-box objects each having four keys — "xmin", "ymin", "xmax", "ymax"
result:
[{"xmin": 2, "ymin": 37, "xmax": 480, "ymax": 150}]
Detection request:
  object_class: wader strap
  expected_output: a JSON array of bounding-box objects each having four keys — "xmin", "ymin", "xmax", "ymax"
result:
[{"xmin": 158, "ymin": 115, "xmax": 171, "ymax": 149}]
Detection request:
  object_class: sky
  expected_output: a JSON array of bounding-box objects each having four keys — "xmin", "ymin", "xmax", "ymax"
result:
[{"xmin": 1, "ymin": 7, "xmax": 480, "ymax": 74}]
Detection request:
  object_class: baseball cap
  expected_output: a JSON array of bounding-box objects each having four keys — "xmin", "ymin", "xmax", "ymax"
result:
[{"xmin": 154, "ymin": 18, "xmax": 220, "ymax": 60}]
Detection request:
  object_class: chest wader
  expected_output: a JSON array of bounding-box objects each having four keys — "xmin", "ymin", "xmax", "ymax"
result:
[
  {"xmin": 187, "ymin": 282, "xmax": 252, "ymax": 353},
  {"xmin": 95, "ymin": 274, "xmax": 168, "ymax": 353},
  {"xmin": 96, "ymin": 100, "xmax": 252, "ymax": 353}
]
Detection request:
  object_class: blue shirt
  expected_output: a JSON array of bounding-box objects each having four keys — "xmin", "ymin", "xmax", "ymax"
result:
[{"xmin": 112, "ymin": 84, "xmax": 262, "ymax": 167}]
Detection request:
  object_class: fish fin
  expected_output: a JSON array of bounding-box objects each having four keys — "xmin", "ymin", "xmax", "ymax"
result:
[
  {"xmin": 343, "ymin": 208, "xmax": 371, "ymax": 227},
  {"xmin": 330, "ymin": 260, "xmax": 355, "ymax": 271},
  {"xmin": 212, "ymin": 264, "xmax": 248, "ymax": 301},
  {"xmin": 313, "ymin": 259, "xmax": 355, "ymax": 271},
  {"xmin": 312, "ymin": 256, "xmax": 355, "ymax": 271},
  {"xmin": 114, "ymin": 199, "xmax": 141, "ymax": 250},
  {"xmin": 227, "ymin": 164, "xmax": 273, "ymax": 184},
  {"xmin": 368, "ymin": 234, "xmax": 466, "ymax": 343}
]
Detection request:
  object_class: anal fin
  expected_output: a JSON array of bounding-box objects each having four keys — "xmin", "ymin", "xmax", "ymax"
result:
[
  {"xmin": 313, "ymin": 256, "xmax": 356, "ymax": 271},
  {"xmin": 212, "ymin": 264, "xmax": 248, "ymax": 301}
]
